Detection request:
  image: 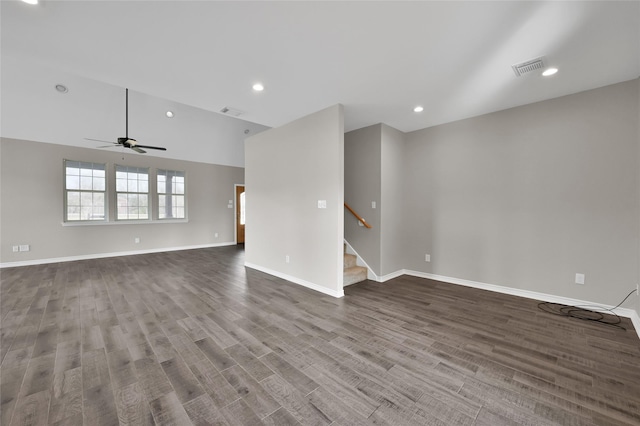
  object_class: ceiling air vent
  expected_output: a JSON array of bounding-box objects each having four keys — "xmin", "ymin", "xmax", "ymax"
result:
[
  {"xmin": 220, "ymin": 106, "xmax": 245, "ymax": 117},
  {"xmin": 511, "ymin": 56, "xmax": 546, "ymax": 77}
]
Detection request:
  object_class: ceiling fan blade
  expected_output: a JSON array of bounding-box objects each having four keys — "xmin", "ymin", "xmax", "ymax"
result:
[
  {"xmin": 96, "ymin": 145, "xmax": 118, "ymax": 149},
  {"xmin": 85, "ymin": 137, "xmax": 114, "ymax": 144},
  {"xmin": 131, "ymin": 146, "xmax": 146, "ymax": 154},
  {"xmin": 135, "ymin": 144, "xmax": 167, "ymax": 151}
]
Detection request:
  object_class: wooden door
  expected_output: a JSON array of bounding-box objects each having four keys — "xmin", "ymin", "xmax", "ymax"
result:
[{"xmin": 236, "ymin": 185, "xmax": 245, "ymax": 244}]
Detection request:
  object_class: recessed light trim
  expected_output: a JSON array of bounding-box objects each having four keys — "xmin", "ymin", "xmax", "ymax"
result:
[
  {"xmin": 413, "ymin": 106, "xmax": 424, "ymax": 113},
  {"xmin": 252, "ymin": 83, "xmax": 264, "ymax": 92},
  {"xmin": 166, "ymin": 111, "xmax": 174, "ymax": 118},
  {"xmin": 55, "ymin": 84, "xmax": 68, "ymax": 94},
  {"xmin": 22, "ymin": 0, "xmax": 38, "ymax": 5},
  {"xmin": 542, "ymin": 67, "xmax": 558, "ymax": 77}
]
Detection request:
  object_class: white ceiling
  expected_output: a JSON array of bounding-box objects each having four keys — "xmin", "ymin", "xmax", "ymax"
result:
[{"xmin": 2, "ymin": 0, "xmax": 639, "ymax": 137}]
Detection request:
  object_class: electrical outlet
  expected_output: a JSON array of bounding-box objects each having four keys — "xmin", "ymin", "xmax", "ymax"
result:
[
  {"xmin": 425, "ymin": 254, "xmax": 431, "ymax": 262},
  {"xmin": 285, "ymin": 255, "xmax": 290, "ymax": 263},
  {"xmin": 12, "ymin": 245, "xmax": 19, "ymax": 252},
  {"xmin": 575, "ymin": 273, "xmax": 585, "ymax": 285},
  {"xmin": 214, "ymin": 232, "xmax": 219, "ymax": 238},
  {"xmin": 134, "ymin": 237, "xmax": 140, "ymax": 244},
  {"xmin": 19, "ymin": 244, "xmax": 30, "ymax": 252}
]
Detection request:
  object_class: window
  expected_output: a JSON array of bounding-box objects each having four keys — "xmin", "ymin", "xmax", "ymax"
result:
[
  {"xmin": 116, "ymin": 165, "xmax": 149, "ymax": 220},
  {"xmin": 157, "ymin": 169, "xmax": 185, "ymax": 219},
  {"xmin": 64, "ymin": 160, "xmax": 106, "ymax": 221}
]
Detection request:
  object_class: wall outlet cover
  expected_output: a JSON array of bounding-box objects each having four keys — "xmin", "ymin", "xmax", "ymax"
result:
[{"xmin": 575, "ymin": 273, "xmax": 585, "ymax": 285}]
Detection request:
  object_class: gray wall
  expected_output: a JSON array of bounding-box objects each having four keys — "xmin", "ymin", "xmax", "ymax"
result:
[
  {"xmin": 637, "ymin": 78, "xmax": 640, "ymax": 315},
  {"xmin": 344, "ymin": 124, "xmax": 382, "ymax": 273},
  {"xmin": 380, "ymin": 124, "xmax": 405, "ymax": 276},
  {"xmin": 0, "ymin": 138, "xmax": 243, "ymax": 264},
  {"xmin": 244, "ymin": 105, "xmax": 344, "ymax": 297},
  {"xmin": 402, "ymin": 79, "xmax": 639, "ymax": 308},
  {"xmin": 343, "ymin": 123, "xmax": 407, "ymax": 278}
]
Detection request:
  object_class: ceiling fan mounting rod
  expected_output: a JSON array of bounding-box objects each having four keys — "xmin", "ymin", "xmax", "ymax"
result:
[{"xmin": 125, "ymin": 88, "xmax": 128, "ymax": 139}]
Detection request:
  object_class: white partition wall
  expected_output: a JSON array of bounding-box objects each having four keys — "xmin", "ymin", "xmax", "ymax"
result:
[{"xmin": 244, "ymin": 105, "xmax": 345, "ymax": 297}]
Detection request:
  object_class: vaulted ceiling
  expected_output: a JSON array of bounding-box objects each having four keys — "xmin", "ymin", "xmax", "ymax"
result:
[{"xmin": 2, "ymin": 1, "xmax": 638, "ymax": 142}]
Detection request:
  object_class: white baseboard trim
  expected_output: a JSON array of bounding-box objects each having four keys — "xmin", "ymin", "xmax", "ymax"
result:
[
  {"xmin": 629, "ymin": 310, "xmax": 640, "ymax": 337},
  {"xmin": 245, "ymin": 262, "xmax": 344, "ymax": 299},
  {"xmin": 382, "ymin": 269, "xmax": 640, "ymax": 341},
  {"xmin": 0, "ymin": 242, "xmax": 237, "ymax": 268},
  {"xmin": 378, "ymin": 270, "xmax": 405, "ymax": 282}
]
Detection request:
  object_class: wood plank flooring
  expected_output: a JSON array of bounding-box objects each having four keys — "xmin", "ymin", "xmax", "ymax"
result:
[{"xmin": 1, "ymin": 245, "xmax": 639, "ymax": 425}]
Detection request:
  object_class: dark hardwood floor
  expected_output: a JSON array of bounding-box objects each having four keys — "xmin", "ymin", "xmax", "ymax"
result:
[{"xmin": 1, "ymin": 246, "xmax": 639, "ymax": 425}]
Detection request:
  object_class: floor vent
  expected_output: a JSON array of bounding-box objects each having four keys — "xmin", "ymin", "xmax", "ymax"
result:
[{"xmin": 512, "ymin": 57, "xmax": 546, "ymax": 77}]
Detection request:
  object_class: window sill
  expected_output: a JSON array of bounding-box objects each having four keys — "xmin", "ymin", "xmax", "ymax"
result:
[{"xmin": 62, "ymin": 219, "xmax": 189, "ymax": 227}]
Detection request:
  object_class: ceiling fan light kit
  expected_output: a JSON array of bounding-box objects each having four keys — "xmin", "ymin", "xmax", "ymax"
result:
[{"xmin": 85, "ymin": 88, "xmax": 167, "ymax": 154}]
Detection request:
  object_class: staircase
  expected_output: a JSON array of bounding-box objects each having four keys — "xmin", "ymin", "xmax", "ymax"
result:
[{"xmin": 343, "ymin": 245, "xmax": 368, "ymax": 286}]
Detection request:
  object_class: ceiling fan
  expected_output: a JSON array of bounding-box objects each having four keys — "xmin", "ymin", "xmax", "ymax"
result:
[{"xmin": 86, "ymin": 88, "xmax": 167, "ymax": 154}]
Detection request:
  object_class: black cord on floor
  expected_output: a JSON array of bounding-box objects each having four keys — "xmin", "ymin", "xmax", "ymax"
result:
[{"xmin": 537, "ymin": 289, "xmax": 636, "ymax": 331}]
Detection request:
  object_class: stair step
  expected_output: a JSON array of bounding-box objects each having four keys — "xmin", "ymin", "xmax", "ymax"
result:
[
  {"xmin": 344, "ymin": 265, "xmax": 367, "ymax": 286},
  {"xmin": 343, "ymin": 253, "xmax": 357, "ymax": 269},
  {"xmin": 343, "ymin": 243, "xmax": 367, "ymax": 285}
]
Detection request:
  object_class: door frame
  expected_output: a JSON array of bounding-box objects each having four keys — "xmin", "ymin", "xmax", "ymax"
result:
[{"xmin": 234, "ymin": 183, "xmax": 245, "ymax": 244}]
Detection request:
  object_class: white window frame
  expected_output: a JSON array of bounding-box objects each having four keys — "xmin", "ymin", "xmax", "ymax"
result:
[
  {"xmin": 157, "ymin": 169, "xmax": 186, "ymax": 220},
  {"xmin": 63, "ymin": 160, "xmax": 107, "ymax": 222},
  {"xmin": 115, "ymin": 165, "xmax": 150, "ymax": 221}
]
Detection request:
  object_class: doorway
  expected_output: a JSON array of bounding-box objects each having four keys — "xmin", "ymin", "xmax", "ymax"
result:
[{"xmin": 235, "ymin": 185, "xmax": 245, "ymax": 244}]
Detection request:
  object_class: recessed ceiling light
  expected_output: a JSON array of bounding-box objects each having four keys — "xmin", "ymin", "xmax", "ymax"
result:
[
  {"xmin": 55, "ymin": 84, "xmax": 68, "ymax": 94},
  {"xmin": 166, "ymin": 111, "xmax": 174, "ymax": 118},
  {"xmin": 542, "ymin": 67, "xmax": 558, "ymax": 77},
  {"xmin": 413, "ymin": 106, "xmax": 424, "ymax": 113},
  {"xmin": 252, "ymin": 83, "xmax": 264, "ymax": 92},
  {"xmin": 22, "ymin": 0, "xmax": 38, "ymax": 5}
]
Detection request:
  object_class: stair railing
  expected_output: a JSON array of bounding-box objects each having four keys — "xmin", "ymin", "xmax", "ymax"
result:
[{"xmin": 344, "ymin": 203, "xmax": 372, "ymax": 228}]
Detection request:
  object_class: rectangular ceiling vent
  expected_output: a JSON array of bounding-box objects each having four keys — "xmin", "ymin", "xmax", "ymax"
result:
[
  {"xmin": 511, "ymin": 56, "xmax": 546, "ymax": 77},
  {"xmin": 220, "ymin": 106, "xmax": 245, "ymax": 117}
]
